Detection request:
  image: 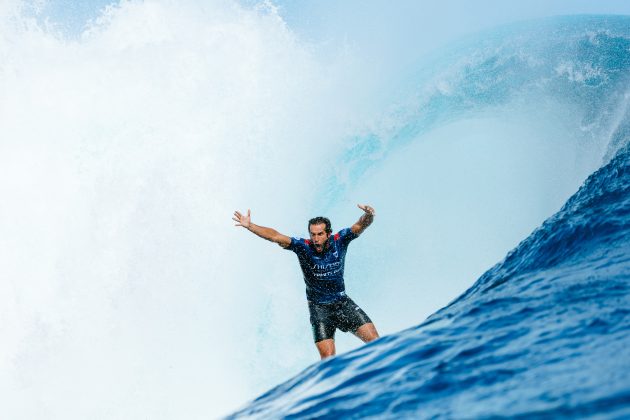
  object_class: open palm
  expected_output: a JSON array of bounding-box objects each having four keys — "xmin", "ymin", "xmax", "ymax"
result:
[{"xmin": 233, "ymin": 209, "xmax": 251, "ymax": 228}]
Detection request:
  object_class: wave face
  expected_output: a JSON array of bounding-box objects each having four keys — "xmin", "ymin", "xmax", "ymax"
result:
[
  {"xmin": 229, "ymin": 18, "xmax": 630, "ymax": 419},
  {"xmin": 229, "ymin": 125, "xmax": 630, "ymax": 420},
  {"xmin": 320, "ymin": 15, "xmax": 630, "ymax": 343}
]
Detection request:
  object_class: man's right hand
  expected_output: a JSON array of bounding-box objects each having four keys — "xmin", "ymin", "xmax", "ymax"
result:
[
  {"xmin": 233, "ymin": 209, "xmax": 251, "ymax": 229},
  {"xmin": 233, "ymin": 209, "xmax": 291, "ymax": 248}
]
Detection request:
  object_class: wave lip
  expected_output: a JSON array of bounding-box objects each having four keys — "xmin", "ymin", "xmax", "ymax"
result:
[
  {"xmin": 228, "ymin": 137, "xmax": 630, "ymax": 418},
  {"xmin": 331, "ymin": 15, "xmax": 630, "ymax": 198}
]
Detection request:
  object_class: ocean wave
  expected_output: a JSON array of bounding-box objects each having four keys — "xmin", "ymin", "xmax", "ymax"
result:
[{"xmin": 231, "ymin": 16, "xmax": 630, "ymax": 419}]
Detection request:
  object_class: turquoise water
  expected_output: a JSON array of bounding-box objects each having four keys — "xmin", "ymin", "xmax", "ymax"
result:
[{"xmin": 230, "ymin": 15, "xmax": 630, "ymax": 418}]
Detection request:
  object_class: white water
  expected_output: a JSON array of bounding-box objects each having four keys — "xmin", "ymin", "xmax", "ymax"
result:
[{"xmin": 1, "ymin": 1, "xmax": 628, "ymax": 418}]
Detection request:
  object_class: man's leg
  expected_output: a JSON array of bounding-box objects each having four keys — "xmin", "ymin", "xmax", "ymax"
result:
[
  {"xmin": 354, "ymin": 322, "xmax": 379, "ymax": 343},
  {"xmin": 309, "ymin": 301, "xmax": 337, "ymax": 360},
  {"xmin": 341, "ymin": 297, "xmax": 379, "ymax": 343},
  {"xmin": 315, "ymin": 339, "xmax": 336, "ymax": 359}
]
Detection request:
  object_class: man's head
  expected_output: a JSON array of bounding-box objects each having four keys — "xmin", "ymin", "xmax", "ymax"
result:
[{"xmin": 308, "ymin": 216, "xmax": 332, "ymax": 253}]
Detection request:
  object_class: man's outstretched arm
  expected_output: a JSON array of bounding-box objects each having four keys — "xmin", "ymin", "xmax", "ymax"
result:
[
  {"xmin": 351, "ymin": 204, "xmax": 375, "ymax": 235},
  {"xmin": 233, "ymin": 209, "xmax": 292, "ymax": 248}
]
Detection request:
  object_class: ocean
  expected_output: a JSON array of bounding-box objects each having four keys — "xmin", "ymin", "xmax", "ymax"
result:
[
  {"xmin": 2, "ymin": 4, "xmax": 629, "ymax": 418},
  {"xmin": 229, "ymin": 15, "xmax": 630, "ymax": 419}
]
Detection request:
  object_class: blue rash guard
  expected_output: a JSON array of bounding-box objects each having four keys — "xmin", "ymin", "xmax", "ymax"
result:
[{"xmin": 286, "ymin": 227, "xmax": 359, "ymax": 304}]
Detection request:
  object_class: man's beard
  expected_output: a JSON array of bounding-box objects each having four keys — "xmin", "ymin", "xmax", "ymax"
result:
[{"xmin": 315, "ymin": 242, "xmax": 329, "ymax": 253}]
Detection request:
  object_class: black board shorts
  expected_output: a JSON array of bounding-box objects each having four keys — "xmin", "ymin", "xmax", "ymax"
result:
[{"xmin": 308, "ymin": 296, "xmax": 372, "ymax": 342}]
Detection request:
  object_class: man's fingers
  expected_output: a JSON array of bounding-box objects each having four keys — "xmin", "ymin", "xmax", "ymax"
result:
[
  {"xmin": 233, "ymin": 210, "xmax": 250, "ymax": 217},
  {"xmin": 233, "ymin": 209, "xmax": 250, "ymax": 227},
  {"xmin": 357, "ymin": 204, "xmax": 374, "ymax": 214}
]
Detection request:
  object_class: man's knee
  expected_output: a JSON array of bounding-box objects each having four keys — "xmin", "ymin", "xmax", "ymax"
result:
[
  {"xmin": 316, "ymin": 339, "xmax": 336, "ymax": 359},
  {"xmin": 355, "ymin": 322, "xmax": 379, "ymax": 342}
]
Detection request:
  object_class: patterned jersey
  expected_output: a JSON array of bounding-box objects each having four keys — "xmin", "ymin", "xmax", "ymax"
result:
[{"xmin": 286, "ymin": 227, "xmax": 359, "ymax": 304}]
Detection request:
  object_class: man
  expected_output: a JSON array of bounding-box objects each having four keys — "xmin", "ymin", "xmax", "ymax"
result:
[{"xmin": 232, "ymin": 204, "xmax": 380, "ymax": 359}]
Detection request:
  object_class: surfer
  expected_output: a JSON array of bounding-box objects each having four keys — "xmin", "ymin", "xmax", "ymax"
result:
[{"xmin": 232, "ymin": 205, "xmax": 380, "ymax": 359}]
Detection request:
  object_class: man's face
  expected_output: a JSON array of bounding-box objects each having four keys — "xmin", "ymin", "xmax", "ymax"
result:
[{"xmin": 309, "ymin": 223, "xmax": 330, "ymax": 253}]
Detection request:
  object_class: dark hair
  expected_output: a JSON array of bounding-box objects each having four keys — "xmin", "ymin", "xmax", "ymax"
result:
[{"xmin": 308, "ymin": 216, "xmax": 332, "ymax": 234}]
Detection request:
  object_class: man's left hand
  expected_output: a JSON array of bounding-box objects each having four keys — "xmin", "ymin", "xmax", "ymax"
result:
[{"xmin": 357, "ymin": 204, "xmax": 375, "ymax": 216}]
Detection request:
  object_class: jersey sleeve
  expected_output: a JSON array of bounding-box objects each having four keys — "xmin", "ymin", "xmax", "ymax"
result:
[
  {"xmin": 337, "ymin": 227, "xmax": 359, "ymax": 244},
  {"xmin": 285, "ymin": 237, "xmax": 309, "ymax": 254}
]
